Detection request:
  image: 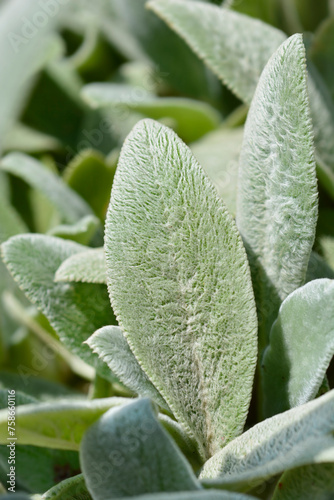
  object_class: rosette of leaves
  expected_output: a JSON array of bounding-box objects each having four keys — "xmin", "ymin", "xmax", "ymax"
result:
[{"xmin": 1, "ymin": 2, "xmax": 334, "ymax": 500}]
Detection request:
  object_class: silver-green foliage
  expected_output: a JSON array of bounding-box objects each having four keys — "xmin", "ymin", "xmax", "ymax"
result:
[
  {"xmin": 105, "ymin": 118, "xmax": 257, "ymax": 459},
  {"xmin": 272, "ymin": 463, "xmax": 334, "ymax": 500},
  {"xmin": 55, "ymin": 247, "xmax": 106, "ymax": 284},
  {"xmin": 236, "ymin": 34, "xmax": 318, "ymax": 347},
  {"xmin": 80, "ymin": 399, "xmax": 201, "ymax": 499},
  {"xmin": 262, "ymin": 279, "xmax": 334, "ymax": 417}
]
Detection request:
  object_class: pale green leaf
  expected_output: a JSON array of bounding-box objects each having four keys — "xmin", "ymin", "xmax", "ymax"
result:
[
  {"xmin": 190, "ymin": 127, "xmax": 243, "ymax": 215},
  {"xmin": 0, "ymin": 198, "xmax": 28, "ymax": 244},
  {"xmin": 80, "ymin": 399, "xmax": 201, "ymax": 499},
  {"xmin": 48, "ymin": 215, "xmax": 101, "ymax": 246},
  {"xmin": 147, "ymin": 0, "xmax": 286, "ymax": 104},
  {"xmin": 105, "ymin": 118, "xmax": 257, "ymax": 460},
  {"xmin": 86, "ymin": 326, "xmax": 169, "ymax": 410},
  {"xmin": 1, "ymin": 234, "xmax": 116, "ymax": 377},
  {"xmin": 320, "ymin": 236, "xmax": 334, "ymax": 270},
  {"xmin": 200, "ymin": 390, "xmax": 334, "ymax": 490},
  {"xmin": 1, "ymin": 153, "xmax": 93, "ymax": 224},
  {"xmin": 0, "ymin": 397, "xmax": 127, "ymax": 450},
  {"xmin": 262, "ymin": 279, "xmax": 334, "ymax": 417},
  {"xmin": 149, "ymin": 0, "xmax": 334, "ymax": 197},
  {"xmin": 236, "ymin": 35, "xmax": 318, "ymax": 350},
  {"xmin": 3, "ymin": 123, "xmax": 61, "ymax": 154},
  {"xmin": 272, "ymin": 463, "xmax": 334, "ymax": 500},
  {"xmin": 55, "ymin": 248, "xmax": 106, "ymax": 284},
  {"xmin": 42, "ymin": 474, "xmax": 91, "ymax": 500},
  {"xmin": 82, "ymin": 83, "xmax": 220, "ymax": 142}
]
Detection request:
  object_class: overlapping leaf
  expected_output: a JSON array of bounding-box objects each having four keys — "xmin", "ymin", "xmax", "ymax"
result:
[
  {"xmin": 55, "ymin": 248, "xmax": 106, "ymax": 284},
  {"xmin": 105, "ymin": 118, "xmax": 257, "ymax": 459},
  {"xmin": 272, "ymin": 463, "xmax": 334, "ymax": 499},
  {"xmin": 262, "ymin": 279, "xmax": 334, "ymax": 417},
  {"xmin": 87, "ymin": 326, "xmax": 169, "ymax": 410},
  {"xmin": 200, "ymin": 390, "xmax": 334, "ymax": 490},
  {"xmin": 80, "ymin": 399, "xmax": 201, "ymax": 499},
  {"xmin": 1, "ymin": 234, "xmax": 116, "ymax": 376}
]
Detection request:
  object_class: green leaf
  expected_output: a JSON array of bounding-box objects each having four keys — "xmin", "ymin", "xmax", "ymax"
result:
[
  {"xmin": 110, "ymin": 0, "xmax": 221, "ymax": 101},
  {"xmin": 200, "ymin": 390, "xmax": 334, "ymax": 491},
  {"xmin": 0, "ymin": 199, "xmax": 28, "ymax": 244},
  {"xmin": 272, "ymin": 463, "xmax": 334, "ymax": 500},
  {"xmin": 87, "ymin": 326, "xmax": 169, "ymax": 410},
  {"xmin": 3, "ymin": 123, "xmax": 61, "ymax": 154},
  {"xmin": 1, "ymin": 234, "xmax": 116, "ymax": 377},
  {"xmin": 63, "ymin": 149, "xmax": 116, "ymax": 221},
  {"xmin": 55, "ymin": 248, "xmax": 106, "ymax": 284},
  {"xmin": 42, "ymin": 473, "xmax": 91, "ymax": 500},
  {"xmin": 1, "ymin": 153, "xmax": 93, "ymax": 224},
  {"xmin": 320, "ymin": 236, "xmax": 334, "ymax": 270},
  {"xmin": 149, "ymin": 1, "xmax": 334, "ymax": 199},
  {"xmin": 0, "ymin": 0, "xmax": 66, "ymax": 154},
  {"xmin": 190, "ymin": 127, "xmax": 243, "ymax": 215},
  {"xmin": 0, "ymin": 397, "xmax": 127, "ymax": 450},
  {"xmin": 148, "ymin": 0, "xmax": 286, "ymax": 104},
  {"xmin": 262, "ymin": 279, "xmax": 334, "ymax": 417},
  {"xmin": 306, "ymin": 252, "xmax": 334, "ymax": 283},
  {"xmin": 82, "ymin": 83, "xmax": 221, "ymax": 143},
  {"xmin": 105, "ymin": 118, "xmax": 257, "ymax": 459},
  {"xmin": 236, "ymin": 35, "xmax": 318, "ymax": 351},
  {"xmin": 80, "ymin": 399, "xmax": 201, "ymax": 499},
  {"xmin": 48, "ymin": 215, "xmax": 101, "ymax": 245}
]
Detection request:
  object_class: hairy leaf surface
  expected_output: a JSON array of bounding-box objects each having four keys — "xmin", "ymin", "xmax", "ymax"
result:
[
  {"xmin": 47, "ymin": 215, "xmax": 100, "ymax": 245},
  {"xmin": 55, "ymin": 248, "xmax": 106, "ymax": 284},
  {"xmin": 105, "ymin": 119, "xmax": 257, "ymax": 459},
  {"xmin": 1, "ymin": 235, "xmax": 116, "ymax": 376},
  {"xmin": 87, "ymin": 326, "xmax": 169, "ymax": 410},
  {"xmin": 236, "ymin": 35, "xmax": 318, "ymax": 349},
  {"xmin": 80, "ymin": 399, "xmax": 201, "ymax": 499},
  {"xmin": 41, "ymin": 474, "xmax": 91, "ymax": 500},
  {"xmin": 262, "ymin": 279, "xmax": 334, "ymax": 417},
  {"xmin": 200, "ymin": 390, "xmax": 334, "ymax": 490}
]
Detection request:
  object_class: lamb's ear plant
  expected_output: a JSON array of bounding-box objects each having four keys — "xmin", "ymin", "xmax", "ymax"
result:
[{"xmin": 2, "ymin": 2, "xmax": 334, "ymax": 499}]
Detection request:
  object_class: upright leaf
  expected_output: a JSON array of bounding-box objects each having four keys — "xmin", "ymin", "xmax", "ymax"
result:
[
  {"xmin": 105, "ymin": 119, "xmax": 257, "ymax": 459},
  {"xmin": 272, "ymin": 463, "xmax": 334, "ymax": 500},
  {"xmin": 262, "ymin": 279, "xmax": 334, "ymax": 417},
  {"xmin": 149, "ymin": 0, "xmax": 334, "ymax": 199},
  {"xmin": 236, "ymin": 35, "xmax": 318, "ymax": 349},
  {"xmin": 200, "ymin": 390, "xmax": 334, "ymax": 491},
  {"xmin": 1, "ymin": 153, "xmax": 93, "ymax": 224},
  {"xmin": 80, "ymin": 399, "xmax": 201, "ymax": 499},
  {"xmin": 87, "ymin": 326, "xmax": 170, "ymax": 410},
  {"xmin": 148, "ymin": 0, "xmax": 286, "ymax": 104},
  {"xmin": 1, "ymin": 234, "xmax": 116, "ymax": 377}
]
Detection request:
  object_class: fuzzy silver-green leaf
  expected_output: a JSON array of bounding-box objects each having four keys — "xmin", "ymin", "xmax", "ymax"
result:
[{"xmin": 105, "ymin": 118, "xmax": 257, "ymax": 459}]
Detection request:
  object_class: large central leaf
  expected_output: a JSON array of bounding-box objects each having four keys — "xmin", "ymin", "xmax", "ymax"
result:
[{"xmin": 105, "ymin": 119, "xmax": 257, "ymax": 459}]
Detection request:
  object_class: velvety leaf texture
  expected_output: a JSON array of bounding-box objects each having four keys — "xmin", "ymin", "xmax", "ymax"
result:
[
  {"xmin": 236, "ymin": 35, "xmax": 318, "ymax": 348},
  {"xmin": 147, "ymin": 0, "xmax": 286, "ymax": 104},
  {"xmin": 200, "ymin": 390, "xmax": 334, "ymax": 490},
  {"xmin": 55, "ymin": 247, "xmax": 106, "ymax": 284},
  {"xmin": 262, "ymin": 279, "xmax": 334, "ymax": 417},
  {"xmin": 103, "ymin": 492, "xmax": 258, "ymax": 500},
  {"xmin": 80, "ymin": 399, "xmax": 201, "ymax": 499},
  {"xmin": 41, "ymin": 473, "xmax": 91, "ymax": 500},
  {"xmin": 0, "ymin": 397, "xmax": 128, "ymax": 450},
  {"xmin": 87, "ymin": 325, "xmax": 170, "ymax": 410},
  {"xmin": 1, "ymin": 234, "xmax": 116, "ymax": 376},
  {"xmin": 105, "ymin": 119, "xmax": 257, "ymax": 459},
  {"xmin": 47, "ymin": 215, "xmax": 100, "ymax": 246},
  {"xmin": 272, "ymin": 463, "xmax": 334, "ymax": 500}
]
